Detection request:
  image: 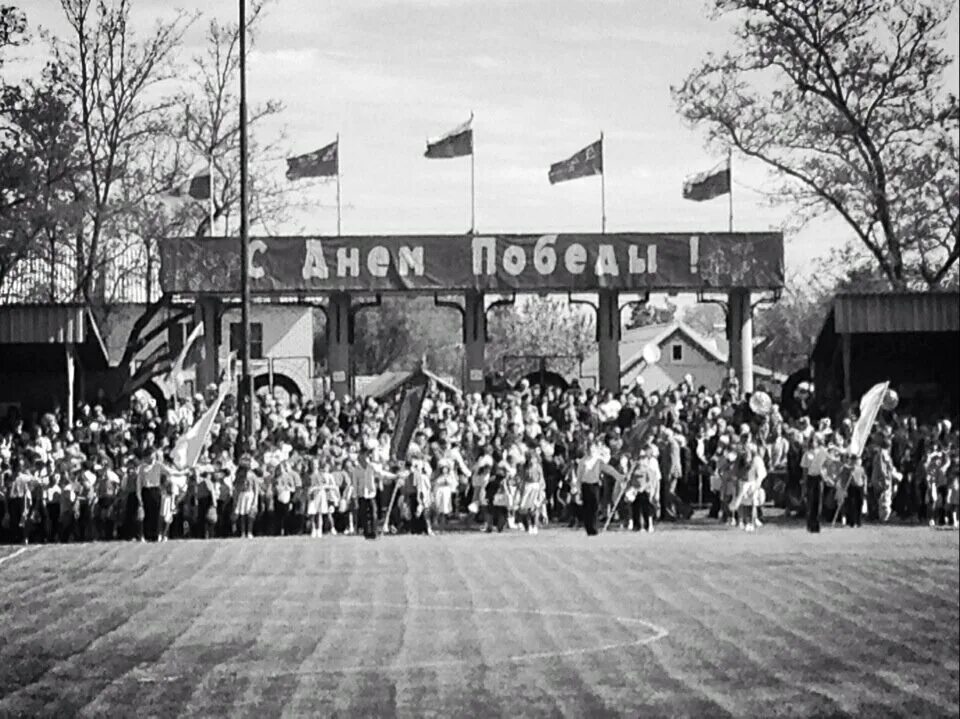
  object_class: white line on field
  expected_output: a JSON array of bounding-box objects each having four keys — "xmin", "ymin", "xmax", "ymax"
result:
[
  {"xmin": 130, "ymin": 601, "xmax": 669, "ymax": 683},
  {"xmin": 0, "ymin": 546, "xmax": 29, "ymax": 568}
]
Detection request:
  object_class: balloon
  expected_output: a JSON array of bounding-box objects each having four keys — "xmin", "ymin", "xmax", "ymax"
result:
[
  {"xmin": 749, "ymin": 391, "xmax": 773, "ymax": 416},
  {"xmin": 882, "ymin": 389, "xmax": 899, "ymax": 411},
  {"xmin": 642, "ymin": 343, "xmax": 661, "ymax": 364}
]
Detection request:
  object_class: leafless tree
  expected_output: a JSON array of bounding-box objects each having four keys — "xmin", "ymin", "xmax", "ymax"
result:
[{"xmin": 674, "ymin": 0, "xmax": 959, "ymax": 289}]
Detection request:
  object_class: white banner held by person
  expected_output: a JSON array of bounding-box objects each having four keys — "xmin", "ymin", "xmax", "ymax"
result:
[
  {"xmin": 849, "ymin": 381, "xmax": 890, "ymax": 457},
  {"xmin": 171, "ymin": 383, "xmax": 228, "ymax": 470}
]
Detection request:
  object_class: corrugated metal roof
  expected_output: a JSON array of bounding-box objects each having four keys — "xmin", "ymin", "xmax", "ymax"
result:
[
  {"xmin": 834, "ymin": 292, "xmax": 960, "ymax": 334},
  {"xmin": 0, "ymin": 305, "xmax": 86, "ymax": 344}
]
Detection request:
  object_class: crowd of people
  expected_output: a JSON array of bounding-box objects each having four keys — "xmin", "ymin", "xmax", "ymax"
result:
[{"xmin": 2, "ymin": 371, "xmax": 958, "ymax": 546}]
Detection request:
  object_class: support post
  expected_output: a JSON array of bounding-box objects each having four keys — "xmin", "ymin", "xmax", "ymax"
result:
[
  {"xmin": 841, "ymin": 332, "xmax": 852, "ymax": 406},
  {"xmin": 463, "ymin": 290, "xmax": 485, "ymax": 394},
  {"xmin": 597, "ymin": 289, "xmax": 621, "ymax": 392},
  {"xmin": 728, "ymin": 288, "xmax": 753, "ymax": 394},
  {"xmin": 327, "ymin": 292, "xmax": 352, "ymax": 399},
  {"xmin": 65, "ymin": 344, "xmax": 75, "ymax": 428},
  {"xmin": 195, "ymin": 296, "xmax": 222, "ymax": 393}
]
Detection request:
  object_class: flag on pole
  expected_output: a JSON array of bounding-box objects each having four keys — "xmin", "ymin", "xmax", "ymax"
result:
[
  {"xmin": 389, "ymin": 370, "xmax": 429, "ymax": 460},
  {"xmin": 682, "ymin": 160, "xmax": 731, "ymax": 201},
  {"xmin": 166, "ymin": 172, "xmax": 212, "ymax": 201},
  {"xmin": 425, "ymin": 117, "xmax": 473, "ymax": 159},
  {"xmin": 286, "ymin": 140, "xmax": 339, "ymax": 180},
  {"xmin": 171, "ymin": 383, "xmax": 229, "ymax": 470},
  {"xmin": 849, "ymin": 381, "xmax": 890, "ymax": 457},
  {"xmin": 549, "ymin": 138, "xmax": 603, "ymax": 184},
  {"xmin": 165, "ymin": 322, "xmax": 204, "ymax": 390}
]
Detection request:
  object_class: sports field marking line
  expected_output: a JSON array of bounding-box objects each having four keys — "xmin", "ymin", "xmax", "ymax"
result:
[
  {"xmin": 130, "ymin": 601, "xmax": 668, "ymax": 683},
  {"xmin": 0, "ymin": 546, "xmax": 30, "ymax": 568}
]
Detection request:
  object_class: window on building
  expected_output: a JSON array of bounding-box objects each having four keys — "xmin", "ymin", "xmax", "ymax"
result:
[
  {"xmin": 672, "ymin": 343, "xmax": 683, "ymax": 362},
  {"xmin": 230, "ymin": 322, "xmax": 263, "ymax": 360}
]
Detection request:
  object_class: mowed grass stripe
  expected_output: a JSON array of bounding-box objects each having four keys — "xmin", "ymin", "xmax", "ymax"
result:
[
  {"xmin": 277, "ymin": 539, "xmax": 393, "ymax": 717},
  {"xmin": 622, "ymin": 548, "xmax": 756, "ymax": 717},
  {"xmin": 453, "ymin": 538, "xmax": 514, "ymax": 719},
  {"xmin": 391, "ymin": 540, "xmax": 464, "ymax": 718},
  {"xmin": 681, "ymin": 565, "xmax": 848, "ymax": 717},
  {"xmin": 172, "ymin": 539, "xmax": 288, "ymax": 717},
  {"xmin": 540, "ymin": 544, "xmax": 657, "ymax": 718},
  {"xmin": 709, "ymin": 561, "xmax": 938, "ymax": 718},
  {"xmin": 0, "ymin": 543, "xmax": 127, "ymax": 642},
  {"xmin": 778, "ymin": 559, "xmax": 958, "ymax": 716},
  {"xmin": 0, "ymin": 541, "xmax": 218, "ymax": 716},
  {"xmin": 493, "ymin": 542, "xmax": 575, "ymax": 718},
  {"xmin": 434, "ymin": 539, "xmax": 502, "ymax": 718},
  {"xmin": 532, "ymin": 545, "xmax": 632, "ymax": 719},
  {"xmin": 624, "ymin": 557, "xmax": 740, "ymax": 718},
  {"xmin": 76, "ymin": 541, "xmax": 242, "ymax": 715},
  {"xmin": 795, "ymin": 560, "xmax": 946, "ymax": 666}
]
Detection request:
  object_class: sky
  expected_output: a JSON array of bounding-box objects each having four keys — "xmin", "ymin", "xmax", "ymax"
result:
[{"xmin": 11, "ymin": 0, "xmax": 960, "ymax": 281}]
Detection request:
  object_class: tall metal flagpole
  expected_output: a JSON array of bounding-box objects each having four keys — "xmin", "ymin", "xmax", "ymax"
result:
[
  {"xmin": 336, "ymin": 132, "xmax": 342, "ymax": 236},
  {"xmin": 239, "ymin": 0, "xmax": 253, "ymax": 447},
  {"xmin": 600, "ymin": 131, "xmax": 606, "ymax": 234},
  {"xmin": 728, "ymin": 146, "xmax": 733, "ymax": 233},
  {"xmin": 469, "ymin": 111, "xmax": 475, "ymax": 234}
]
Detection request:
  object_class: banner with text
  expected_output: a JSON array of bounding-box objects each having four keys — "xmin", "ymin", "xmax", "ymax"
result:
[{"xmin": 159, "ymin": 233, "xmax": 783, "ymax": 294}]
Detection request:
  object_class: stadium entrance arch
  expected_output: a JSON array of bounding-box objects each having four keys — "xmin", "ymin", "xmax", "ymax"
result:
[{"xmin": 160, "ymin": 232, "xmax": 784, "ymax": 398}]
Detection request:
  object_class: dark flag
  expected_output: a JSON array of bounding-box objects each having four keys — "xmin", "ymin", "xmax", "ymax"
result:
[
  {"xmin": 682, "ymin": 161, "xmax": 730, "ymax": 201},
  {"xmin": 549, "ymin": 138, "xmax": 603, "ymax": 184},
  {"xmin": 166, "ymin": 172, "xmax": 211, "ymax": 201},
  {"xmin": 390, "ymin": 370, "xmax": 429, "ymax": 461},
  {"xmin": 425, "ymin": 117, "xmax": 473, "ymax": 159},
  {"xmin": 286, "ymin": 140, "xmax": 339, "ymax": 180}
]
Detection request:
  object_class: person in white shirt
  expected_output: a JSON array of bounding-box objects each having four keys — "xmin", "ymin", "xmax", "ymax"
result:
[
  {"xmin": 350, "ymin": 443, "xmax": 397, "ymax": 539},
  {"xmin": 574, "ymin": 442, "xmax": 625, "ymax": 536},
  {"xmin": 800, "ymin": 434, "xmax": 830, "ymax": 533}
]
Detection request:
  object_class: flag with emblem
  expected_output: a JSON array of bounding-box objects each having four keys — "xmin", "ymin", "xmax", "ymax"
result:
[
  {"xmin": 425, "ymin": 116, "xmax": 473, "ymax": 159},
  {"xmin": 286, "ymin": 139, "xmax": 339, "ymax": 180},
  {"xmin": 549, "ymin": 138, "xmax": 603, "ymax": 184},
  {"xmin": 682, "ymin": 160, "xmax": 731, "ymax": 201}
]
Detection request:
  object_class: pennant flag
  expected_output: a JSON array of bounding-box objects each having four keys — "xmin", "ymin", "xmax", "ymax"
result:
[
  {"xmin": 682, "ymin": 160, "xmax": 730, "ymax": 201},
  {"xmin": 166, "ymin": 172, "xmax": 212, "ymax": 201},
  {"xmin": 286, "ymin": 140, "xmax": 339, "ymax": 180},
  {"xmin": 165, "ymin": 322, "xmax": 204, "ymax": 390},
  {"xmin": 425, "ymin": 117, "xmax": 473, "ymax": 159},
  {"xmin": 171, "ymin": 382, "xmax": 229, "ymax": 470},
  {"xmin": 549, "ymin": 138, "xmax": 603, "ymax": 184},
  {"xmin": 849, "ymin": 381, "xmax": 890, "ymax": 457},
  {"xmin": 390, "ymin": 370, "xmax": 429, "ymax": 460}
]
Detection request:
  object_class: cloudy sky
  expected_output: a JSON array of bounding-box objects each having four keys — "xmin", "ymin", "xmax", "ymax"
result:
[{"xmin": 13, "ymin": 0, "xmax": 960, "ymax": 278}]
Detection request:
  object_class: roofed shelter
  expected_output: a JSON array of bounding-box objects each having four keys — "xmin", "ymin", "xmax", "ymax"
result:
[
  {"xmin": 810, "ymin": 291, "xmax": 960, "ymax": 419},
  {"xmin": 0, "ymin": 304, "xmax": 110, "ymax": 426}
]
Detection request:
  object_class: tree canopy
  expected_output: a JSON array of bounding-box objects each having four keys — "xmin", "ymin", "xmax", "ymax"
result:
[{"xmin": 674, "ymin": 0, "xmax": 959, "ymax": 289}]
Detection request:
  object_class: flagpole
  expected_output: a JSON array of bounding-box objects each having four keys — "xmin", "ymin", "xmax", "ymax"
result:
[
  {"xmin": 208, "ymin": 154, "xmax": 215, "ymax": 237},
  {"xmin": 469, "ymin": 111, "xmax": 475, "ymax": 234},
  {"xmin": 238, "ymin": 0, "xmax": 253, "ymax": 448},
  {"xmin": 728, "ymin": 146, "xmax": 733, "ymax": 233},
  {"xmin": 600, "ymin": 131, "xmax": 606, "ymax": 234},
  {"xmin": 336, "ymin": 132, "xmax": 342, "ymax": 237}
]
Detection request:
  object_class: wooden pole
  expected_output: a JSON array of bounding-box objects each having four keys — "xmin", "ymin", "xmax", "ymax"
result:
[{"xmin": 336, "ymin": 132, "xmax": 342, "ymax": 236}]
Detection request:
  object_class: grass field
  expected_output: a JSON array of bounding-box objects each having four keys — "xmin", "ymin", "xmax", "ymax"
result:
[{"xmin": 0, "ymin": 521, "xmax": 958, "ymax": 719}]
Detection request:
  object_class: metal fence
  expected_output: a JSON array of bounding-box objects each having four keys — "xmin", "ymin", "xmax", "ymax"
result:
[{"xmin": 0, "ymin": 243, "xmax": 161, "ymax": 305}]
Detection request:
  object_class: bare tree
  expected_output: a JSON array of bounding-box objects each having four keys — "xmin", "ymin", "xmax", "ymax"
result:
[
  {"xmin": 51, "ymin": 0, "xmax": 194, "ymax": 302},
  {"xmin": 674, "ymin": 0, "xmax": 959, "ymax": 289}
]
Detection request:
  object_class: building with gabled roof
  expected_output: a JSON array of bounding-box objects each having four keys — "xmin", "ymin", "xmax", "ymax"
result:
[{"xmin": 581, "ymin": 321, "xmax": 784, "ymax": 393}]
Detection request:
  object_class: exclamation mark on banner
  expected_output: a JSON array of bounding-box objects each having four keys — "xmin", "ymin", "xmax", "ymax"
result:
[
  {"xmin": 690, "ymin": 235, "xmax": 700, "ymax": 274},
  {"xmin": 647, "ymin": 245, "xmax": 657, "ymax": 274}
]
